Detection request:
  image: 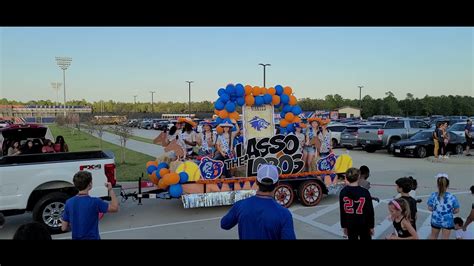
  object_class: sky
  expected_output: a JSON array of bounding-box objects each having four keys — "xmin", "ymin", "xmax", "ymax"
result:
[{"xmin": 1, "ymin": 27, "xmax": 473, "ymax": 103}]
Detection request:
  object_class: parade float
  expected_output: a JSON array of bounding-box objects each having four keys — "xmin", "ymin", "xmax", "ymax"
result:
[{"xmin": 125, "ymin": 83, "xmax": 353, "ymax": 208}]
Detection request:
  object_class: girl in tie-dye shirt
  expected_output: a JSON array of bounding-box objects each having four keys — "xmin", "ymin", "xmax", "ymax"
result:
[{"xmin": 427, "ymin": 174, "xmax": 460, "ymax": 239}]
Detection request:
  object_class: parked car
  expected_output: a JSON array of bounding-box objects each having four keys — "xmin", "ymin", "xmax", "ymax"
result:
[
  {"xmin": 326, "ymin": 124, "xmax": 347, "ymax": 148},
  {"xmin": 0, "ymin": 120, "xmax": 12, "ymax": 128},
  {"xmin": 153, "ymin": 120, "xmax": 170, "ymax": 130},
  {"xmin": 448, "ymin": 122, "xmax": 473, "ymax": 138},
  {"xmin": 126, "ymin": 119, "xmax": 139, "ymax": 127},
  {"xmin": 392, "ymin": 130, "xmax": 467, "ymax": 158},
  {"xmin": 139, "ymin": 120, "xmax": 153, "ymax": 130},
  {"xmin": 358, "ymin": 119, "xmax": 431, "ymax": 153},
  {"xmin": 341, "ymin": 124, "xmax": 384, "ymax": 150}
]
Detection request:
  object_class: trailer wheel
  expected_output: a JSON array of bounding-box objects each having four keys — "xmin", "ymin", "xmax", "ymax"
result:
[
  {"xmin": 273, "ymin": 183, "xmax": 294, "ymax": 208},
  {"xmin": 298, "ymin": 181, "xmax": 323, "ymax": 206}
]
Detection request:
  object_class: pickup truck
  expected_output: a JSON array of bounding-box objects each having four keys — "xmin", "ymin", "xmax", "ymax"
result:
[
  {"xmin": 358, "ymin": 119, "xmax": 431, "ymax": 153},
  {"xmin": 0, "ymin": 124, "xmax": 119, "ymax": 233}
]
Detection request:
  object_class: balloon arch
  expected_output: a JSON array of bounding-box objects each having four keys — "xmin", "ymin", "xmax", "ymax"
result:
[{"xmin": 212, "ymin": 83, "xmax": 303, "ymax": 133}]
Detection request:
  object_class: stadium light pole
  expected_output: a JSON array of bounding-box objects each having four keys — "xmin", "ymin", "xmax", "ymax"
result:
[
  {"xmin": 186, "ymin": 81, "xmax": 193, "ymax": 115},
  {"xmin": 55, "ymin": 57, "xmax": 72, "ymax": 116},
  {"xmin": 51, "ymin": 82, "xmax": 62, "ymax": 106},
  {"xmin": 258, "ymin": 63, "xmax": 271, "ymax": 88}
]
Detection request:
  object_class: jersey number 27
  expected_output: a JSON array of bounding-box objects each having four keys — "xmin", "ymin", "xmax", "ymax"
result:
[{"xmin": 343, "ymin": 197, "xmax": 366, "ymax": 214}]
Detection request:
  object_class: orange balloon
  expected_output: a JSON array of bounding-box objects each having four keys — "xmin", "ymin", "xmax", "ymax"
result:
[
  {"xmin": 149, "ymin": 172, "xmax": 158, "ymax": 185},
  {"xmin": 244, "ymin": 85, "xmax": 252, "ymax": 95},
  {"xmin": 272, "ymin": 95, "xmax": 280, "ymax": 105},
  {"xmin": 280, "ymin": 119, "xmax": 289, "ymax": 128},
  {"xmin": 245, "ymin": 95, "xmax": 255, "ymax": 105},
  {"xmin": 163, "ymin": 173, "xmax": 180, "ymax": 185},
  {"xmin": 214, "ymin": 109, "xmax": 219, "ymax": 115},
  {"xmin": 218, "ymin": 109, "xmax": 229, "ymax": 119},
  {"xmin": 293, "ymin": 116, "xmax": 302, "ymax": 123},
  {"xmin": 216, "ymin": 126, "xmax": 223, "ymax": 134},
  {"xmin": 283, "ymin": 86, "xmax": 292, "ymax": 95},
  {"xmin": 252, "ymin": 86, "xmax": 261, "ymax": 96},
  {"xmin": 158, "ymin": 178, "xmax": 168, "ymax": 189},
  {"xmin": 230, "ymin": 111, "xmax": 240, "ymax": 120},
  {"xmin": 159, "ymin": 168, "xmax": 170, "ymax": 178},
  {"xmin": 285, "ymin": 112, "xmax": 295, "ymax": 122},
  {"xmin": 146, "ymin": 161, "xmax": 158, "ymax": 168},
  {"xmin": 260, "ymin": 87, "xmax": 267, "ymax": 95},
  {"xmin": 268, "ymin": 87, "xmax": 276, "ymax": 95},
  {"xmin": 289, "ymin": 95, "xmax": 297, "ymax": 106}
]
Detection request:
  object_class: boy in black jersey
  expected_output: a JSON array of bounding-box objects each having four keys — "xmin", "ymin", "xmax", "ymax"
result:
[{"xmin": 339, "ymin": 167, "xmax": 375, "ymax": 240}]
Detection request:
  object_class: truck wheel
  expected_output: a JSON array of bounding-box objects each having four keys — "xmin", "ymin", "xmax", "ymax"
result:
[
  {"xmin": 416, "ymin": 146, "xmax": 427, "ymax": 158},
  {"xmin": 365, "ymin": 146, "xmax": 376, "ymax": 153},
  {"xmin": 298, "ymin": 181, "xmax": 323, "ymax": 206},
  {"xmin": 273, "ymin": 183, "xmax": 294, "ymax": 208},
  {"xmin": 387, "ymin": 139, "xmax": 399, "ymax": 154},
  {"xmin": 455, "ymin": 144, "xmax": 464, "ymax": 155},
  {"xmin": 32, "ymin": 192, "xmax": 69, "ymax": 234}
]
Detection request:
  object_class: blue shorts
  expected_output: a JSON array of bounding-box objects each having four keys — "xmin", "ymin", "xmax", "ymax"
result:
[{"xmin": 304, "ymin": 146, "xmax": 316, "ymax": 154}]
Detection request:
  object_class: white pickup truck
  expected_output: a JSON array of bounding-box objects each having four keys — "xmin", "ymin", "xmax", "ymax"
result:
[{"xmin": 0, "ymin": 124, "xmax": 119, "ymax": 233}]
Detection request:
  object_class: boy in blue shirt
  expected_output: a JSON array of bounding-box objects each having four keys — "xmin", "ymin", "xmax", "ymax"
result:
[{"xmin": 61, "ymin": 171, "xmax": 119, "ymax": 240}]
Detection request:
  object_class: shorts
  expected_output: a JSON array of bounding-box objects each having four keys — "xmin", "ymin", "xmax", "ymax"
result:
[
  {"xmin": 304, "ymin": 146, "xmax": 316, "ymax": 154},
  {"xmin": 431, "ymin": 224, "xmax": 454, "ymax": 230},
  {"xmin": 467, "ymin": 137, "xmax": 472, "ymax": 146}
]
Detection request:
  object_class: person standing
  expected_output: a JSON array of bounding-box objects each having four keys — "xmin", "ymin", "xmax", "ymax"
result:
[
  {"xmin": 220, "ymin": 164, "xmax": 296, "ymax": 240},
  {"xmin": 465, "ymin": 119, "xmax": 472, "ymax": 156}
]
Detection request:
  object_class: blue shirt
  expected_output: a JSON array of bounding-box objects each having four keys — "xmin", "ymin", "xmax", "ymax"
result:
[
  {"xmin": 220, "ymin": 195, "xmax": 296, "ymax": 240},
  {"xmin": 427, "ymin": 192, "xmax": 460, "ymax": 229},
  {"xmin": 233, "ymin": 136, "xmax": 243, "ymax": 147},
  {"xmin": 62, "ymin": 195, "xmax": 109, "ymax": 240},
  {"xmin": 465, "ymin": 124, "xmax": 472, "ymax": 137}
]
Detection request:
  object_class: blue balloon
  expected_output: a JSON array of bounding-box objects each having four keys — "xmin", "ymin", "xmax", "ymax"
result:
[
  {"xmin": 216, "ymin": 117, "xmax": 223, "ymax": 124},
  {"xmin": 158, "ymin": 162, "xmax": 169, "ymax": 170},
  {"xmin": 280, "ymin": 111, "xmax": 287, "ymax": 119},
  {"xmin": 235, "ymin": 84, "xmax": 245, "ymax": 97},
  {"xmin": 225, "ymin": 84, "xmax": 235, "ymax": 96},
  {"xmin": 179, "ymin": 172, "xmax": 189, "ymax": 184},
  {"xmin": 283, "ymin": 105, "xmax": 292, "ymax": 113},
  {"xmin": 154, "ymin": 170, "xmax": 161, "ymax": 180},
  {"xmin": 263, "ymin": 94, "xmax": 272, "ymax": 104},
  {"xmin": 215, "ymin": 100, "xmax": 225, "ymax": 110},
  {"xmin": 275, "ymin": 85, "xmax": 284, "ymax": 95},
  {"xmin": 280, "ymin": 94, "xmax": 289, "ymax": 104},
  {"xmin": 236, "ymin": 97, "xmax": 245, "ymax": 106},
  {"xmin": 255, "ymin": 96, "xmax": 264, "ymax": 106},
  {"xmin": 292, "ymin": 106, "xmax": 302, "ymax": 115},
  {"xmin": 169, "ymin": 184, "xmax": 183, "ymax": 198},
  {"xmin": 147, "ymin": 165, "xmax": 157, "ymax": 175},
  {"xmin": 218, "ymin": 88, "xmax": 226, "ymax": 97},
  {"xmin": 286, "ymin": 123, "xmax": 295, "ymax": 133},
  {"xmin": 219, "ymin": 94, "xmax": 230, "ymax": 103},
  {"xmin": 225, "ymin": 102, "xmax": 236, "ymax": 113}
]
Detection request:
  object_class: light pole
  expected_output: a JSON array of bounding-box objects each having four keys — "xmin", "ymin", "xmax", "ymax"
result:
[
  {"xmin": 258, "ymin": 63, "xmax": 271, "ymax": 88},
  {"xmin": 55, "ymin": 57, "xmax": 72, "ymax": 116},
  {"xmin": 186, "ymin": 81, "xmax": 193, "ymax": 115},
  {"xmin": 150, "ymin": 91, "xmax": 156, "ymax": 113},
  {"xmin": 51, "ymin": 82, "xmax": 62, "ymax": 106},
  {"xmin": 357, "ymin": 85, "xmax": 364, "ymax": 109}
]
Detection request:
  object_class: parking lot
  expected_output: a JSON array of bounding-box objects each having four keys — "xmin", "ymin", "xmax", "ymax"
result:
[{"xmin": 1, "ymin": 146, "xmax": 472, "ymax": 239}]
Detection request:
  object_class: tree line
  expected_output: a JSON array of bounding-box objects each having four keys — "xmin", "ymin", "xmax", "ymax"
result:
[{"xmin": 2, "ymin": 91, "xmax": 473, "ymax": 117}]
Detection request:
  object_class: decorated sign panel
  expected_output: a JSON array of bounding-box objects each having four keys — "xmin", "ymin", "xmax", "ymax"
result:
[
  {"xmin": 243, "ymin": 104, "xmax": 275, "ymax": 141},
  {"xmin": 224, "ymin": 134, "xmax": 304, "ymax": 177}
]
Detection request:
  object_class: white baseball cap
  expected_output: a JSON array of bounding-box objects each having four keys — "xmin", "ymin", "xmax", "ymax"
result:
[{"xmin": 257, "ymin": 164, "xmax": 279, "ymax": 185}]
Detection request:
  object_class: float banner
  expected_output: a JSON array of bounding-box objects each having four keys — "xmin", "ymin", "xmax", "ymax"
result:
[{"xmin": 243, "ymin": 104, "xmax": 275, "ymax": 141}]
